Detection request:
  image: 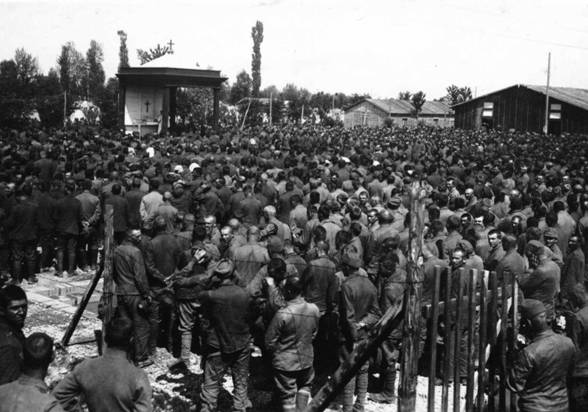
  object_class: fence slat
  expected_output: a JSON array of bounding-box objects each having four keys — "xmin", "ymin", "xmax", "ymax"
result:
[
  {"xmin": 428, "ymin": 266, "xmax": 442, "ymax": 412},
  {"xmin": 499, "ymin": 273, "xmax": 509, "ymax": 411},
  {"xmin": 442, "ymin": 266, "xmax": 452, "ymax": 412},
  {"xmin": 453, "ymin": 268, "xmax": 464, "ymax": 412},
  {"xmin": 465, "ymin": 268, "xmax": 477, "ymax": 410},
  {"xmin": 488, "ymin": 271, "xmax": 498, "ymax": 412},
  {"xmin": 510, "ymin": 279, "xmax": 519, "ymax": 411},
  {"xmin": 477, "ymin": 271, "xmax": 488, "ymax": 411}
]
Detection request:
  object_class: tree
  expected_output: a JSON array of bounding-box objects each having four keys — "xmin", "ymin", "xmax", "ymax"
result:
[
  {"xmin": 117, "ymin": 30, "xmax": 129, "ymax": 70},
  {"xmin": 445, "ymin": 84, "xmax": 472, "ymax": 105},
  {"xmin": 229, "ymin": 70, "xmax": 252, "ymax": 104},
  {"xmin": 57, "ymin": 42, "xmax": 87, "ymax": 99},
  {"xmin": 0, "ymin": 59, "xmax": 29, "ymax": 127},
  {"xmin": 281, "ymin": 83, "xmax": 311, "ymax": 121},
  {"xmin": 251, "ymin": 21, "xmax": 264, "ymax": 97},
  {"xmin": 261, "ymin": 85, "xmax": 279, "ymax": 98},
  {"xmin": 36, "ymin": 68, "xmax": 64, "ymax": 127},
  {"xmin": 175, "ymin": 87, "xmax": 213, "ymax": 130},
  {"xmin": 411, "ymin": 91, "xmax": 426, "ymax": 119},
  {"xmin": 14, "ymin": 48, "xmax": 39, "ymax": 85},
  {"xmin": 398, "ymin": 91, "xmax": 412, "ymax": 101},
  {"xmin": 137, "ymin": 43, "xmax": 172, "ymax": 65},
  {"xmin": 96, "ymin": 77, "xmax": 119, "ymax": 129},
  {"xmin": 344, "ymin": 93, "xmax": 371, "ymax": 107},
  {"xmin": 57, "ymin": 45, "xmax": 70, "ymax": 95},
  {"xmin": 86, "ymin": 40, "xmax": 105, "ymax": 100}
]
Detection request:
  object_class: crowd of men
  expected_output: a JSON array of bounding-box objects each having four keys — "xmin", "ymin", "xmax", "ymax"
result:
[{"xmin": 1, "ymin": 122, "xmax": 588, "ymax": 411}]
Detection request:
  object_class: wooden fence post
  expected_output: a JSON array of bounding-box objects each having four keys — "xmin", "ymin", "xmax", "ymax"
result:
[
  {"xmin": 59, "ymin": 205, "xmax": 115, "ymax": 350},
  {"xmin": 102, "ymin": 205, "xmax": 116, "ymax": 324},
  {"xmin": 398, "ymin": 181, "xmax": 428, "ymax": 411}
]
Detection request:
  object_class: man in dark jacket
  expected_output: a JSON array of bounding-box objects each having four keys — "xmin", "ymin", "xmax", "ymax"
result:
[
  {"xmin": 53, "ymin": 182, "xmax": 82, "ymax": 277},
  {"xmin": 105, "ymin": 183, "xmax": 130, "ymax": 245},
  {"xmin": 0, "ymin": 285, "xmax": 27, "ymax": 385},
  {"xmin": 508, "ymin": 299, "xmax": 575, "ymax": 412},
  {"xmin": 569, "ymin": 285, "xmax": 588, "ymax": 411},
  {"xmin": 369, "ymin": 252, "xmax": 406, "ymax": 404},
  {"xmin": 265, "ymin": 276, "xmax": 320, "ymax": 412},
  {"xmin": 113, "ymin": 229, "xmax": 152, "ymax": 366},
  {"xmin": 198, "ymin": 259, "xmax": 252, "ymax": 412},
  {"xmin": 144, "ymin": 217, "xmax": 186, "ymax": 367},
  {"xmin": 35, "ymin": 181, "xmax": 56, "ymax": 272},
  {"xmin": 5, "ymin": 184, "xmax": 38, "ymax": 283},
  {"xmin": 136, "ymin": 228, "xmax": 167, "ymax": 356},
  {"xmin": 495, "ymin": 234, "xmax": 525, "ymax": 298},
  {"xmin": 339, "ymin": 251, "xmax": 381, "ymax": 412},
  {"xmin": 125, "ymin": 177, "xmax": 145, "ymax": 230},
  {"xmin": 561, "ymin": 235, "xmax": 586, "ymax": 304},
  {"xmin": 484, "ymin": 228, "xmax": 505, "ymax": 271},
  {"xmin": 76, "ymin": 179, "xmax": 101, "ymax": 271},
  {"xmin": 519, "ymin": 240, "xmax": 560, "ymax": 321}
]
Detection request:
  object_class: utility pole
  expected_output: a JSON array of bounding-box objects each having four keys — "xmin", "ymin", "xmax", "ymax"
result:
[
  {"xmin": 63, "ymin": 91, "xmax": 67, "ymax": 127},
  {"xmin": 544, "ymin": 52, "xmax": 551, "ymax": 135},
  {"xmin": 269, "ymin": 92, "xmax": 273, "ymax": 126}
]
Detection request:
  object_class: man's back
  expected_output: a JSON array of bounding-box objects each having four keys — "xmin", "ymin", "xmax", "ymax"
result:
[
  {"xmin": 510, "ymin": 330, "xmax": 575, "ymax": 412},
  {"xmin": 520, "ymin": 261, "xmax": 560, "ymax": 317},
  {"xmin": 76, "ymin": 192, "xmax": 100, "ymax": 223},
  {"xmin": 239, "ymin": 196, "xmax": 262, "ymax": 226},
  {"xmin": 113, "ymin": 243, "xmax": 148, "ymax": 297},
  {"xmin": 151, "ymin": 233, "xmax": 185, "ymax": 277},
  {"xmin": 6, "ymin": 199, "xmax": 38, "ymax": 241},
  {"xmin": 53, "ymin": 348, "xmax": 152, "ymax": 412},
  {"xmin": 302, "ymin": 257, "xmax": 337, "ymax": 314},
  {"xmin": 105, "ymin": 195, "xmax": 129, "ymax": 232},
  {"xmin": 54, "ymin": 196, "xmax": 81, "ymax": 235},
  {"xmin": 0, "ymin": 375, "xmax": 64, "ymax": 412},
  {"xmin": 200, "ymin": 282, "xmax": 251, "ymax": 354},
  {"xmin": 125, "ymin": 189, "xmax": 145, "ymax": 229},
  {"xmin": 233, "ymin": 243, "xmax": 270, "ymax": 286}
]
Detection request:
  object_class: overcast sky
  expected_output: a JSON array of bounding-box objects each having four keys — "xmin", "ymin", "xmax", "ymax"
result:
[{"xmin": 2, "ymin": 0, "xmax": 588, "ymax": 99}]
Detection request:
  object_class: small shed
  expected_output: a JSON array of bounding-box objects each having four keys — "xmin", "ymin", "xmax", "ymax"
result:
[
  {"xmin": 116, "ymin": 54, "xmax": 227, "ymax": 136},
  {"xmin": 344, "ymin": 98, "xmax": 453, "ymax": 128},
  {"xmin": 452, "ymin": 84, "xmax": 588, "ymax": 134}
]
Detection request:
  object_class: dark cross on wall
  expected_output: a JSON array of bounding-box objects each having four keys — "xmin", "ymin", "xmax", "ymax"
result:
[
  {"xmin": 168, "ymin": 40, "xmax": 175, "ymax": 54},
  {"xmin": 145, "ymin": 101, "xmax": 150, "ymax": 112}
]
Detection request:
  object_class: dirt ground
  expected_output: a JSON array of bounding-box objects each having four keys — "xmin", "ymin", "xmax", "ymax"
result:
[{"xmin": 25, "ymin": 299, "xmax": 451, "ymax": 412}]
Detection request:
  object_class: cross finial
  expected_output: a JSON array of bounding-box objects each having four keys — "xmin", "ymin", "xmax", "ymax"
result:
[
  {"xmin": 145, "ymin": 101, "xmax": 150, "ymax": 112},
  {"xmin": 168, "ymin": 39, "xmax": 175, "ymax": 54}
]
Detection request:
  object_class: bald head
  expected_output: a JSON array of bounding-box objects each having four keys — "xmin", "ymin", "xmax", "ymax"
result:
[{"xmin": 264, "ymin": 205, "xmax": 277, "ymax": 218}]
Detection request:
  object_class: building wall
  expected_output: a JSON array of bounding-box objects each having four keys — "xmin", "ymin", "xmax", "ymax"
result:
[
  {"xmin": 454, "ymin": 86, "xmax": 588, "ymax": 134},
  {"xmin": 344, "ymin": 101, "xmax": 388, "ymax": 128},
  {"xmin": 124, "ymin": 85, "xmax": 165, "ymax": 127},
  {"xmin": 388, "ymin": 114, "xmax": 454, "ymax": 128},
  {"xmin": 344, "ymin": 101, "xmax": 454, "ymax": 128}
]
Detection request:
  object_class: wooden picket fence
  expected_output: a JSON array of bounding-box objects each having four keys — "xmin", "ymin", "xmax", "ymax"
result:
[
  {"xmin": 305, "ymin": 266, "xmax": 519, "ymax": 412},
  {"xmin": 421, "ymin": 266, "xmax": 519, "ymax": 412}
]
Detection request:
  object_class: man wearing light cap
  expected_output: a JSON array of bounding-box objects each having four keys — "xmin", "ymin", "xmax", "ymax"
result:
[{"xmin": 509, "ymin": 298, "xmax": 575, "ymax": 412}]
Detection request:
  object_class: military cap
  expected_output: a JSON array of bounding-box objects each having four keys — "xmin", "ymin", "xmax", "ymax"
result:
[{"xmin": 520, "ymin": 299, "xmax": 546, "ymax": 320}]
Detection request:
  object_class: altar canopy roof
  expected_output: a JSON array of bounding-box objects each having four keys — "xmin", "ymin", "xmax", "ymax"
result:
[{"xmin": 117, "ymin": 54, "xmax": 227, "ymax": 88}]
